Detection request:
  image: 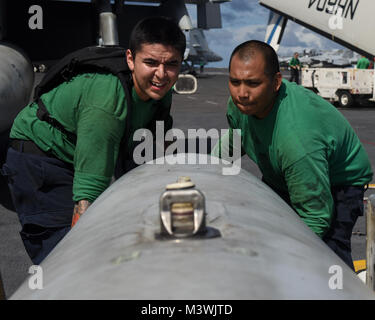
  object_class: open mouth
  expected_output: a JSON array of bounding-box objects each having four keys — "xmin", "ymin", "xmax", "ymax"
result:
[{"xmin": 151, "ymin": 81, "xmax": 167, "ymax": 89}]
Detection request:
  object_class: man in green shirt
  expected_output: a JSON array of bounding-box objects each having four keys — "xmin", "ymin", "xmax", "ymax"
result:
[
  {"xmin": 212, "ymin": 40, "xmax": 372, "ymax": 270},
  {"xmin": 289, "ymin": 52, "xmax": 301, "ymax": 84},
  {"xmin": 1, "ymin": 17, "xmax": 185, "ymax": 264},
  {"xmin": 356, "ymin": 56, "xmax": 370, "ymax": 69}
]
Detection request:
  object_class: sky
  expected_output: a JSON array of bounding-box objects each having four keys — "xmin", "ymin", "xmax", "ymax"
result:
[{"xmin": 186, "ymin": 0, "xmax": 345, "ymax": 68}]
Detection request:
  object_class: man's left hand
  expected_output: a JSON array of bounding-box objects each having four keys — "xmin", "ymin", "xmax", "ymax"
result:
[{"xmin": 71, "ymin": 200, "xmax": 91, "ymax": 227}]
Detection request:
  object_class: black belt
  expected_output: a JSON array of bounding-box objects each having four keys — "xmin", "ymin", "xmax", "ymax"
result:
[{"xmin": 10, "ymin": 139, "xmax": 52, "ymax": 158}]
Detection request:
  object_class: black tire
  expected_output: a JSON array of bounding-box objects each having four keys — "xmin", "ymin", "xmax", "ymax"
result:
[
  {"xmin": 0, "ymin": 271, "xmax": 5, "ymax": 300},
  {"xmin": 337, "ymin": 91, "xmax": 353, "ymax": 108}
]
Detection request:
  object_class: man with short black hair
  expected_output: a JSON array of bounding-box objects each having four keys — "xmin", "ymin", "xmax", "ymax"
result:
[
  {"xmin": 2, "ymin": 17, "xmax": 185, "ymax": 264},
  {"xmin": 212, "ymin": 40, "xmax": 372, "ymax": 270}
]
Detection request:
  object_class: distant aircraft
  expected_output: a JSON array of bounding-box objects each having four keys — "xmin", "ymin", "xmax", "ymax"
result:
[
  {"xmin": 305, "ymin": 49, "xmax": 360, "ymax": 68},
  {"xmin": 279, "ymin": 49, "xmax": 360, "ymax": 68},
  {"xmin": 182, "ymin": 28, "xmax": 223, "ymax": 74}
]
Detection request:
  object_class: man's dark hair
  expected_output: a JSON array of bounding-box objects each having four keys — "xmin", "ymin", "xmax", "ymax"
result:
[
  {"xmin": 129, "ymin": 17, "xmax": 186, "ymax": 60},
  {"xmin": 229, "ymin": 40, "xmax": 280, "ymax": 78}
]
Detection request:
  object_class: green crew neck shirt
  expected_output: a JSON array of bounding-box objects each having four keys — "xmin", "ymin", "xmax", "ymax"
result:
[
  {"xmin": 289, "ymin": 57, "xmax": 301, "ymax": 67},
  {"xmin": 357, "ymin": 57, "xmax": 370, "ymax": 69},
  {"xmin": 213, "ymin": 79, "xmax": 372, "ymax": 238}
]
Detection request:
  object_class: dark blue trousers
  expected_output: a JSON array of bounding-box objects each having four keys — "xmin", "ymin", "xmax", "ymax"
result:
[
  {"xmin": 290, "ymin": 68, "xmax": 300, "ymax": 84},
  {"xmin": 1, "ymin": 146, "xmax": 74, "ymax": 264},
  {"xmin": 323, "ymin": 185, "xmax": 364, "ymax": 270}
]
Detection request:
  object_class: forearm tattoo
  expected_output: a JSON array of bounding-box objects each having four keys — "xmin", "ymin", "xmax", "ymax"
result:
[{"xmin": 72, "ymin": 200, "xmax": 91, "ymax": 227}]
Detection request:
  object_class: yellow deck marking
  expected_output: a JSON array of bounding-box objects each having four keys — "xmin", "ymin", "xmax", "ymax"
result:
[{"xmin": 353, "ymin": 259, "xmax": 366, "ymax": 273}]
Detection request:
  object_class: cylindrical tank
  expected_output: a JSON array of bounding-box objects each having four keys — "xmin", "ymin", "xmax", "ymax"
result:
[
  {"xmin": 0, "ymin": 43, "xmax": 34, "ymax": 133},
  {"xmin": 11, "ymin": 155, "xmax": 375, "ymax": 299}
]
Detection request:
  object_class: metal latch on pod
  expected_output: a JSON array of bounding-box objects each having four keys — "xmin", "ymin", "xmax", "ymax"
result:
[{"xmin": 158, "ymin": 177, "xmax": 220, "ymax": 239}]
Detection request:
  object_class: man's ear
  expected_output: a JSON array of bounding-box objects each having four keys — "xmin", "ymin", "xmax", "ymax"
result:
[
  {"xmin": 274, "ymin": 72, "xmax": 282, "ymax": 92},
  {"xmin": 126, "ymin": 49, "xmax": 135, "ymax": 72}
]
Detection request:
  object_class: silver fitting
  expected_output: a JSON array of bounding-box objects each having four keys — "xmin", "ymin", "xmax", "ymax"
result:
[
  {"xmin": 99, "ymin": 12, "xmax": 119, "ymax": 46},
  {"xmin": 159, "ymin": 177, "xmax": 206, "ymax": 238},
  {"xmin": 158, "ymin": 177, "xmax": 221, "ymax": 240}
]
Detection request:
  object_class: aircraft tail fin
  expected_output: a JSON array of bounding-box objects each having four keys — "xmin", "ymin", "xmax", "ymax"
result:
[{"xmin": 264, "ymin": 11, "xmax": 288, "ymax": 52}]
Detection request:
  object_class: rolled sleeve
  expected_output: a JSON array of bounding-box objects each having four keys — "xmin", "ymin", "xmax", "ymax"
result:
[{"xmin": 73, "ymin": 171, "xmax": 112, "ymax": 203}]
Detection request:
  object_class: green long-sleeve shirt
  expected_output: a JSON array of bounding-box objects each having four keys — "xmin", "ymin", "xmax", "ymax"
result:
[
  {"xmin": 212, "ymin": 79, "xmax": 372, "ymax": 238},
  {"xmin": 10, "ymin": 73, "xmax": 172, "ymax": 203}
]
